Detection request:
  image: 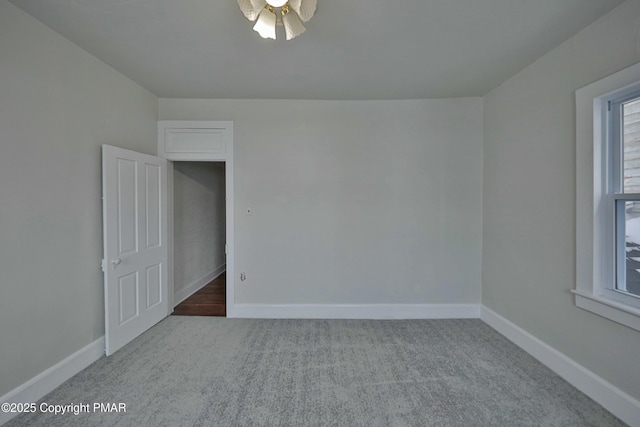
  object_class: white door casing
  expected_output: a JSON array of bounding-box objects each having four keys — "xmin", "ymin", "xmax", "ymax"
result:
[
  {"xmin": 102, "ymin": 145, "xmax": 169, "ymax": 356},
  {"xmin": 157, "ymin": 121, "xmax": 234, "ymax": 317}
]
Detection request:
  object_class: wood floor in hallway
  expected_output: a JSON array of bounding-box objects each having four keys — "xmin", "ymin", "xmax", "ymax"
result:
[{"xmin": 172, "ymin": 273, "xmax": 226, "ymax": 317}]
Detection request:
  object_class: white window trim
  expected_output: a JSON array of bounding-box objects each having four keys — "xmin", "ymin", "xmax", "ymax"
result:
[{"xmin": 575, "ymin": 61, "xmax": 640, "ymax": 331}]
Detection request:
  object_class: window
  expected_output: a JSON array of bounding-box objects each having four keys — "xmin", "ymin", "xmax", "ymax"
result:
[
  {"xmin": 575, "ymin": 61, "xmax": 640, "ymax": 331},
  {"xmin": 608, "ymin": 92, "xmax": 640, "ymax": 305}
]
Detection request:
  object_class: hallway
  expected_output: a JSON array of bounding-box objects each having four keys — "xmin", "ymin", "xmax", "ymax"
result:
[{"xmin": 173, "ymin": 273, "xmax": 225, "ymax": 316}]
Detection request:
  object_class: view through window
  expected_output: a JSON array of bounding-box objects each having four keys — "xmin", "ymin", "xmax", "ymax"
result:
[{"xmin": 619, "ymin": 97, "xmax": 640, "ymax": 297}]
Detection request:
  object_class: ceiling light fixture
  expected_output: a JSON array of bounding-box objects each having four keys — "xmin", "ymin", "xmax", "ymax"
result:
[{"xmin": 237, "ymin": 0, "xmax": 317, "ymax": 41}]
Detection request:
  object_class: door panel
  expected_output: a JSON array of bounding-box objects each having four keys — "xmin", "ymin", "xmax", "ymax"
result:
[
  {"xmin": 145, "ymin": 164, "xmax": 161, "ymax": 248},
  {"xmin": 119, "ymin": 272, "xmax": 139, "ymax": 324},
  {"xmin": 103, "ymin": 145, "xmax": 168, "ymax": 356},
  {"xmin": 146, "ymin": 263, "xmax": 162, "ymax": 308}
]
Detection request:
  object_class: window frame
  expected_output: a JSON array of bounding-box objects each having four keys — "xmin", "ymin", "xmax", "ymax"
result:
[
  {"xmin": 607, "ymin": 91, "xmax": 640, "ymax": 307},
  {"xmin": 575, "ymin": 61, "xmax": 640, "ymax": 331}
]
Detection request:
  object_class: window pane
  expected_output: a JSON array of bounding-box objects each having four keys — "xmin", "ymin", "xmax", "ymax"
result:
[
  {"xmin": 618, "ymin": 200, "xmax": 640, "ymax": 297},
  {"xmin": 623, "ymin": 98, "xmax": 640, "ymax": 193}
]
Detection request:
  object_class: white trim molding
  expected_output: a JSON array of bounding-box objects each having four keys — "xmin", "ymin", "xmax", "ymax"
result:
[
  {"xmin": 173, "ymin": 264, "xmax": 226, "ymax": 307},
  {"xmin": 0, "ymin": 337, "xmax": 104, "ymax": 426},
  {"xmin": 572, "ymin": 289, "xmax": 640, "ymax": 332},
  {"xmin": 575, "ymin": 60, "xmax": 640, "ymax": 331},
  {"xmin": 158, "ymin": 120, "xmax": 235, "ymax": 324},
  {"xmin": 230, "ymin": 303, "xmax": 481, "ymax": 319},
  {"xmin": 157, "ymin": 121, "xmax": 233, "ymax": 161},
  {"xmin": 481, "ymin": 306, "xmax": 640, "ymax": 427}
]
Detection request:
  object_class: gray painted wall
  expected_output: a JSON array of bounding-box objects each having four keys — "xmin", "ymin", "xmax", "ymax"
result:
[
  {"xmin": 482, "ymin": 0, "xmax": 640, "ymax": 400},
  {"xmin": 173, "ymin": 162, "xmax": 226, "ymax": 299},
  {"xmin": 0, "ymin": 1, "xmax": 158, "ymax": 397},
  {"xmin": 6, "ymin": 0, "xmax": 638, "ymax": 410},
  {"xmin": 159, "ymin": 98, "xmax": 483, "ymax": 305}
]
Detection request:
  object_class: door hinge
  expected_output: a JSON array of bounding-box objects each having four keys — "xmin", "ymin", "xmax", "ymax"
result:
[
  {"xmin": 101, "ymin": 259, "xmax": 106, "ymax": 272},
  {"xmin": 225, "ymin": 244, "xmax": 228, "ymax": 254}
]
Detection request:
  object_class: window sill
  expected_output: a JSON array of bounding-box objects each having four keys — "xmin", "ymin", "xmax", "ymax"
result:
[{"xmin": 572, "ymin": 289, "xmax": 640, "ymax": 331}]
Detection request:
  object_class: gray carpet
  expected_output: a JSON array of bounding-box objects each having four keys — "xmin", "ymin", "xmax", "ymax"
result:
[{"xmin": 5, "ymin": 318, "xmax": 625, "ymax": 426}]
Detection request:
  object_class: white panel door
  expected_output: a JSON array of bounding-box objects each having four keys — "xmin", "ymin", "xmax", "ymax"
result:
[{"xmin": 102, "ymin": 145, "xmax": 169, "ymax": 356}]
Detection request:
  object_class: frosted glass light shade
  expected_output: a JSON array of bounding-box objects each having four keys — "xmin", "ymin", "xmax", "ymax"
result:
[
  {"xmin": 266, "ymin": 0, "xmax": 288, "ymax": 7},
  {"xmin": 253, "ymin": 8, "xmax": 277, "ymax": 39},
  {"xmin": 288, "ymin": 0, "xmax": 316, "ymax": 22},
  {"xmin": 238, "ymin": 0, "xmax": 315, "ymax": 40},
  {"xmin": 283, "ymin": 11, "xmax": 306, "ymax": 40},
  {"xmin": 237, "ymin": 0, "xmax": 267, "ymax": 21}
]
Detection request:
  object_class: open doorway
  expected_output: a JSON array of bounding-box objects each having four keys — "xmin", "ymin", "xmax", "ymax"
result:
[
  {"xmin": 158, "ymin": 120, "xmax": 235, "ymax": 318},
  {"xmin": 171, "ymin": 161, "xmax": 226, "ymax": 316}
]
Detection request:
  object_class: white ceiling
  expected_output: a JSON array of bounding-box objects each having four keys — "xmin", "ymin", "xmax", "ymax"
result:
[{"xmin": 8, "ymin": 0, "xmax": 624, "ymax": 100}]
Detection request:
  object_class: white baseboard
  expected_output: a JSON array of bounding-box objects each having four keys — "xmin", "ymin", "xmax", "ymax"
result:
[
  {"xmin": 230, "ymin": 303, "xmax": 481, "ymax": 319},
  {"xmin": 481, "ymin": 306, "xmax": 640, "ymax": 427},
  {"xmin": 0, "ymin": 337, "xmax": 104, "ymax": 426},
  {"xmin": 173, "ymin": 264, "xmax": 226, "ymax": 307}
]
